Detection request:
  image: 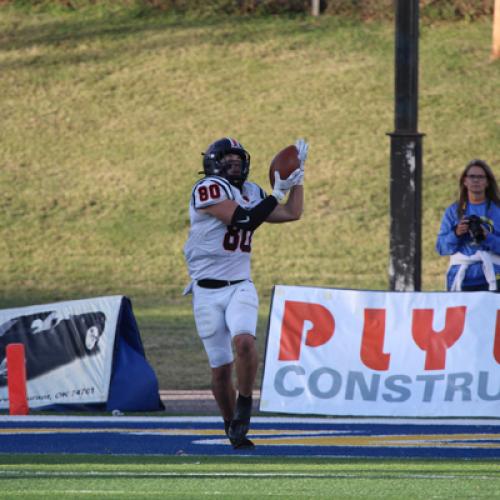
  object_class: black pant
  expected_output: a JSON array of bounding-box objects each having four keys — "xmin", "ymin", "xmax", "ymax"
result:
[{"xmin": 461, "ymin": 279, "xmax": 500, "ymax": 292}]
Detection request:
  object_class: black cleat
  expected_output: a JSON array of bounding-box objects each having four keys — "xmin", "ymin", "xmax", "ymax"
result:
[
  {"xmin": 228, "ymin": 394, "xmax": 253, "ymax": 445},
  {"xmin": 225, "ymin": 418, "xmax": 255, "ymax": 449},
  {"xmin": 231, "ymin": 436, "xmax": 255, "ymax": 450},
  {"xmin": 228, "ymin": 418, "xmax": 249, "ymax": 443}
]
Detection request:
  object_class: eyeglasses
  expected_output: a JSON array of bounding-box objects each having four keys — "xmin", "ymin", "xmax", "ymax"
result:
[{"xmin": 466, "ymin": 175, "xmax": 487, "ymax": 180}]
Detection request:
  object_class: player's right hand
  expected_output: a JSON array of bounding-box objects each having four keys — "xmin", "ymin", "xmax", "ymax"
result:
[
  {"xmin": 295, "ymin": 139, "xmax": 308, "ymax": 185},
  {"xmin": 295, "ymin": 139, "xmax": 309, "ymax": 171}
]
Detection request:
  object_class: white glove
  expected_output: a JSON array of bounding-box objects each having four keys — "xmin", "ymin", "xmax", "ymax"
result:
[
  {"xmin": 295, "ymin": 139, "xmax": 309, "ymax": 185},
  {"xmin": 272, "ymin": 168, "xmax": 302, "ymax": 201}
]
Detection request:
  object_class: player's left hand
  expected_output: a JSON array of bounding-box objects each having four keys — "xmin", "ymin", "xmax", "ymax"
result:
[
  {"xmin": 272, "ymin": 168, "xmax": 302, "ymax": 201},
  {"xmin": 281, "ymin": 168, "xmax": 303, "ymax": 188}
]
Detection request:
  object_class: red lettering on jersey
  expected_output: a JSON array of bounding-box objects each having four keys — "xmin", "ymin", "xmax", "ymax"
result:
[
  {"xmin": 209, "ymin": 184, "xmax": 221, "ymax": 199},
  {"xmin": 198, "ymin": 184, "xmax": 221, "ymax": 202},
  {"xmin": 361, "ymin": 309, "xmax": 390, "ymax": 370},
  {"xmin": 198, "ymin": 186, "xmax": 209, "ymax": 202},
  {"xmin": 412, "ymin": 306, "xmax": 466, "ymax": 370},
  {"xmin": 223, "ymin": 228, "xmax": 253, "ymax": 252},
  {"xmin": 279, "ymin": 301, "xmax": 335, "ymax": 361}
]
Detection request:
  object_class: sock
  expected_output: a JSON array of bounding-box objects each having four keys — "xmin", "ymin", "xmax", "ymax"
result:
[{"xmin": 236, "ymin": 394, "xmax": 252, "ymax": 413}]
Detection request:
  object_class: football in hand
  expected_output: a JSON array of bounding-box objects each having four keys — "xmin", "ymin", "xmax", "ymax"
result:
[{"xmin": 269, "ymin": 145, "xmax": 300, "ymax": 187}]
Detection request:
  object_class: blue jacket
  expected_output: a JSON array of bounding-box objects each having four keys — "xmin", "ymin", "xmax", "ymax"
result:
[{"xmin": 436, "ymin": 200, "xmax": 500, "ymax": 290}]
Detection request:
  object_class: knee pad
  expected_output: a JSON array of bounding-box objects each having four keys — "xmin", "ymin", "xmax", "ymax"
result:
[
  {"xmin": 193, "ymin": 303, "xmax": 223, "ymax": 339},
  {"xmin": 226, "ymin": 283, "xmax": 259, "ymax": 337}
]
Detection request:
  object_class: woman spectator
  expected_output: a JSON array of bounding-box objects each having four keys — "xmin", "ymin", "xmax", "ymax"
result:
[{"xmin": 436, "ymin": 159, "xmax": 500, "ymax": 291}]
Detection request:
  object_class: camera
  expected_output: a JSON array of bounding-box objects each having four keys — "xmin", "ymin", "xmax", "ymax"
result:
[{"xmin": 465, "ymin": 214, "xmax": 485, "ymax": 243}]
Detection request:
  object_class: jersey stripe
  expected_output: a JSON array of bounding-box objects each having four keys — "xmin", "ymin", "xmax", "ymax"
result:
[{"xmin": 226, "ymin": 137, "xmax": 242, "ymax": 148}]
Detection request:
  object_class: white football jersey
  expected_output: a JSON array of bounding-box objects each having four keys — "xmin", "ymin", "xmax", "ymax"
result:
[{"xmin": 184, "ymin": 176, "xmax": 266, "ymax": 281}]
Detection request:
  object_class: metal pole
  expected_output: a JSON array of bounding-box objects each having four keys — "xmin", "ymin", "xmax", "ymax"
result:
[
  {"xmin": 388, "ymin": 0, "xmax": 424, "ymax": 291},
  {"xmin": 493, "ymin": 0, "xmax": 500, "ymax": 60},
  {"xmin": 312, "ymin": 0, "xmax": 320, "ymax": 17}
]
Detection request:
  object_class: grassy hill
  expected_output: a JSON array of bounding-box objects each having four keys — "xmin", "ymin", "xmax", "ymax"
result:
[{"xmin": 1, "ymin": 6, "xmax": 498, "ymax": 389}]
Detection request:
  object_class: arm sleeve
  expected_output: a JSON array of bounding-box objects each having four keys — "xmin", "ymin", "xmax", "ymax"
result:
[
  {"xmin": 481, "ymin": 203, "xmax": 500, "ymax": 254},
  {"xmin": 482, "ymin": 232, "xmax": 500, "ymax": 253},
  {"xmin": 231, "ymin": 196, "xmax": 278, "ymax": 231},
  {"xmin": 436, "ymin": 205, "xmax": 462, "ymax": 256}
]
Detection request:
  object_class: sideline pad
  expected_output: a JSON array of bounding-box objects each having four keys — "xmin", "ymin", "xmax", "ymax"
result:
[{"xmin": 0, "ymin": 416, "xmax": 499, "ymax": 458}]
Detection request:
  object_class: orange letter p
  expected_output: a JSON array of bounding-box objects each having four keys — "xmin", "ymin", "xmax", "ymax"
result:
[{"xmin": 278, "ymin": 301, "xmax": 335, "ymax": 361}]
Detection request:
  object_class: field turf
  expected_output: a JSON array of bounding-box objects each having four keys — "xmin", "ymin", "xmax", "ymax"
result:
[
  {"xmin": 0, "ymin": 454, "xmax": 499, "ymax": 499},
  {"xmin": 1, "ymin": 416, "xmax": 500, "ymax": 498}
]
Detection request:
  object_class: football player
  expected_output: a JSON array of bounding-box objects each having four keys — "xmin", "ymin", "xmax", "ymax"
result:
[{"xmin": 183, "ymin": 137, "xmax": 308, "ymax": 449}]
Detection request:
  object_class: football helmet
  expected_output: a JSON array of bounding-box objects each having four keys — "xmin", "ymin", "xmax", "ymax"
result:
[{"xmin": 202, "ymin": 137, "xmax": 251, "ymax": 188}]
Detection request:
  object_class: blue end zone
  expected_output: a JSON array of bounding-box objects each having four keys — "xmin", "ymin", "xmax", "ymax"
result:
[{"xmin": 0, "ymin": 416, "xmax": 499, "ymax": 458}]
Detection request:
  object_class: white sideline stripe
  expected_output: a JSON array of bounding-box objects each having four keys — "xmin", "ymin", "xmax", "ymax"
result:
[
  {"xmin": 0, "ymin": 491, "xmax": 157, "ymax": 498},
  {"xmin": 0, "ymin": 415, "xmax": 499, "ymax": 426},
  {"xmin": 0, "ymin": 470, "xmax": 497, "ymax": 480},
  {"xmin": 0, "ymin": 492, "xmax": 135, "ymax": 497}
]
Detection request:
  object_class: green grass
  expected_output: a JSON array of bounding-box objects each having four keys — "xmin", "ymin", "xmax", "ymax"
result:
[
  {"xmin": 0, "ymin": 455, "xmax": 500, "ymax": 499},
  {"xmin": 1, "ymin": 6, "xmax": 499, "ymax": 389}
]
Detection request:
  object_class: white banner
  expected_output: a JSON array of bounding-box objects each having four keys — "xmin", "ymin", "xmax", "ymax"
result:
[
  {"xmin": 260, "ymin": 286, "xmax": 500, "ymax": 417},
  {"xmin": 0, "ymin": 296, "xmax": 123, "ymax": 409}
]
